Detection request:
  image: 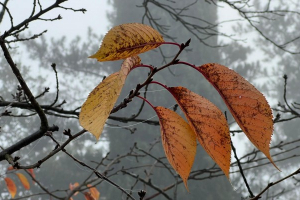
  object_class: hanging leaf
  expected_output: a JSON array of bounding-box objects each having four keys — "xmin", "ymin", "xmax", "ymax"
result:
[
  {"xmin": 88, "ymin": 184, "xmax": 100, "ymax": 200},
  {"xmin": 89, "ymin": 23, "xmax": 164, "ymax": 61},
  {"xmin": 197, "ymin": 63, "xmax": 276, "ymax": 168},
  {"xmin": 69, "ymin": 182, "xmax": 80, "ymax": 196},
  {"xmin": 5, "ymin": 177, "xmax": 17, "ymax": 198},
  {"xmin": 7, "ymin": 166, "xmax": 14, "ymax": 171},
  {"xmin": 79, "ymin": 56, "xmax": 141, "ymax": 139},
  {"xmin": 168, "ymin": 86, "xmax": 231, "ymax": 178},
  {"xmin": 84, "ymin": 192, "xmax": 95, "ymax": 200},
  {"xmin": 155, "ymin": 106, "xmax": 197, "ymax": 190},
  {"xmin": 16, "ymin": 173, "xmax": 30, "ymax": 190}
]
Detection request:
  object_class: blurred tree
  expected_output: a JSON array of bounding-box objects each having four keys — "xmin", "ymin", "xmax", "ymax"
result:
[{"xmin": 1, "ymin": 0, "xmax": 300, "ymax": 200}]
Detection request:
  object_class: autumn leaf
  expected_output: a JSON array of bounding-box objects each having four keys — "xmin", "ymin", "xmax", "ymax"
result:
[
  {"xmin": 89, "ymin": 23, "xmax": 164, "ymax": 61},
  {"xmin": 88, "ymin": 184, "xmax": 100, "ymax": 200},
  {"xmin": 79, "ymin": 56, "xmax": 141, "ymax": 139},
  {"xmin": 168, "ymin": 86, "xmax": 231, "ymax": 177},
  {"xmin": 155, "ymin": 106, "xmax": 197, "ymax": 190},
  {"xmin": 69, "ymin": 182, "xmax": 79, "ymax": 196},
  {"xmin": 84, "ymin": 192, "xmax": 95, "ymax": 200},
  {"xmin": 7, "ymin": 166, "xmax": 14, "ymax": 171},
  {"xmin": 16, "ymin": 173, "xmax": 30, "ymax": 190},
  {"xmin": 5, "ymin": 177, "xmax": 17, "ymax": 198},
  {"xmin": 197, "ymin": 63, "xmax": 276, "ymax": 168}
]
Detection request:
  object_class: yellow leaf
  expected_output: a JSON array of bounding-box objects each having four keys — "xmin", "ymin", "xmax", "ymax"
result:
[
  {"xmin": 88, "ymin": 184, "xmax": 100, "ymax": 200},
  {"xmin": 168, "ymin": 86, "xmax": 231, "ymax": 178},
  {"xmin": 89, "ymin": 23, "xmax": 164, "ymax": 61},
  {"xmin": 16, "ymin": 173, "xmax": 30, "ymax": 190},
  {"xmin": 5, "ymin": 177, "xmax": 17, "ymax": 198},
  {"xmin": 198, "ymin": 63, "xmax": 277, "ymax": 168},
  {"xmin": 155, "ymin": 106, "xmax": 197, "ymax": 190},
  {"xmin": 79, "ymin": 56, "xmax": 141, "ymax": 139}
]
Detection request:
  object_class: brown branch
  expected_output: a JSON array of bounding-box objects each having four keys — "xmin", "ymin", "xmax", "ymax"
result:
[{"xmin": 250, "ymin": 168, "xmax": 300, "ymax": 200}]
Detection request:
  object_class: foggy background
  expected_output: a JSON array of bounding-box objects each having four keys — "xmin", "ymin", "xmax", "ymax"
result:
[{"xmin": 1, "ymin": 0, "xmax": 300, "ymax": 199}]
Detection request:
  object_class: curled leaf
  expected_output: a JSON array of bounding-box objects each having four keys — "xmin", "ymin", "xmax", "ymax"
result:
[
  {"xmin": 79, "ymin": 56, "xmax": 141, "ymax": 139},
  {"xmin": 5, "ymin": 177, "xmax": 17, "ymax": 198},
  {"xmin": 155, "ymin": 106, "xmax": 197, "ymax": 190},
  {"xmin": 89, "ymin": 23, "xmax": 164, "ymax": 61},
  {"xmin": 168, "ymin": 86, "xmax": 231, "ymax": 177},
  {"xmin": 16, "ymin": 173, "xmax": 30, "ymax": 190},
  {"xmin": 198, "ymin": 63, "xmax": 276, "ymax": 168}
]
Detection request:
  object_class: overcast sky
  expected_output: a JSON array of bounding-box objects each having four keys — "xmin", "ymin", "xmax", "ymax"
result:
[{"xmin": 1, "ymin": 1, "xmax": 112, "ymax": 42}]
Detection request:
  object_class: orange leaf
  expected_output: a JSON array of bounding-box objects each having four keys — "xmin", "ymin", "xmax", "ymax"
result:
[
  {"xmin": 26, "ymin": 169, "xmax": 35, "ymax": 178},
  {"xmin": 5, "ymin": 177, "xmax": 17, "ymax": 198},
  {"xmin": 168, "ymin": 86, "xmax": 231, "ymax": 178},
  {"xmin": 84, "ymin": 192, "xmax": 95, "ymax": 200},
  {"xmin": 198, "ymin": 63, "xmax": 277, "ymax": 168},
  {"xmin": 16, "ymin": 173, "xmax": 30, "ymax": 190},
  {"xmin": 88, "ymin": 184, "xmax": 100, "ymax": 200},
  {"xmin": 7, "ymin": 166, "xmax": 14, "ymax": 171},
  {"xmin": 155, "ymin": 106, "xmax": 197, "ymax": 190},
  {"xmin": 69, "ymin": 182, "xmax": 79, "ymax": 196},
  {"xmin": 79, "ymin": 56, "xmax": 141, "ymax": 139},
  {"xmin": 89, "ymin": 23, "xmax": 164, "ymax": 61}
]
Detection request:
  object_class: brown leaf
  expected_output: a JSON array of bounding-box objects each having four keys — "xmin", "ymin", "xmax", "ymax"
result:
[
  {"xmin": 155, "ymin": 106, "xmax": 197, "ymax": 190},
  {"xmin": 16, "ymin": 173, "xmax": 30, "ymax": 190},
  {"xmin": 88, "ymin": 184, "xmax": 100, "ymax": 200},
  {"xmin": 89, "ymin": 23, "xmax": 164, "ymax": 61},
  {"xmin": 5, "ymin": 177, "xmax": 17, "ymax": 198},
  {"xmin": 198, "ymin": 63, "xmax": 276, "ymax": 168},
  {"xmin": 79, "ymin": 56, "xmax": 141, "ymax": 139},
  {"xmin": 168, "ymin": 86, "xmax": 231, "ymax": 177},
  {"xmin": 69, "ymin": 182, "xmax": 79, "ymax": 196},
  {"xmin": 84, "ymin": 192, "xmax": 95, "ymax": 200}
]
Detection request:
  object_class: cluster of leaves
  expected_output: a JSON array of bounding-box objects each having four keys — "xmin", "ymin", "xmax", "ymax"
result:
[
  {"xmin": 3, "ymin": 166, "xmax": 100, "ymax": 199},
  {"xmin": 79, "ymin": 23, "xmax": 278, "ymax": 189},
  {"xmin": 69, "ymin": 182, "xmax": 100, "ymax": 200},
  {"xmin": 3, "ymin": 167, "xmax": 34, "ymax": 198}
]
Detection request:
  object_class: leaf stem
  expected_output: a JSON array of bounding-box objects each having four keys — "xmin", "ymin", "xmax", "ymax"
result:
[
  {"xmin": 176, "ymin": 61, "xmax": 198, "ymax": 70},
  {"xmin": 137, "ymin": 95, "xmax": 155, "ymax": 109},
  {"xmin": 150, "ymin": 81, "xmax": 168, "ymax": 90},
  {"xmin": 132, "ymin": 64, "xmax": 154, "ymax": 70},
  {"xmin": 160, "ymin": 41, "xmax": 181, "ymax": 48}
]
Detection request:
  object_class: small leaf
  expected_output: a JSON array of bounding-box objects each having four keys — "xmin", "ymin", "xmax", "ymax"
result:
[
  {"xmin": 5, "ymin": 177, "xmax": 17, "ymax": 198},
  {"xmin": 88, "ymin": 184, "xmax": 100, "ymax": 200},
  {"xmin": 168, "ymin": 86, "xmax": 231, "ymax": 177},
  {"xmin": 16, "ymin": 173, "xmax": 30, "ymax": 190},
  {"xmin": 89, "ymin": 23, "xmax": 164, "ymax": 61},
  {"xmin": 7, "ymin": 166, "xmax": 14, "ymax": 171},
  {"xmin": 69, "ymin": 182, "xmax": 79, "ymax": 196},
  {"xmin": 79, "ymin": 56, "xmax": 141, "ymax": 139},
  {"xmin": 155, "ymin": 106, "xmax": 197, "ymax": 190},
  {"xmin": 198, "ymin": 63, "xmax": 276, "ymax": 168},
  {"xmin": 84, "ymin": 192, "xmax": 95, "ymax": 200}
]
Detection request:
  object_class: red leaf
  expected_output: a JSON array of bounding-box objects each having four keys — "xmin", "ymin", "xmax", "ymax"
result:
[{"xmin": 5, "ymin": 177, "xmax": 17, "ymax": 198}]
